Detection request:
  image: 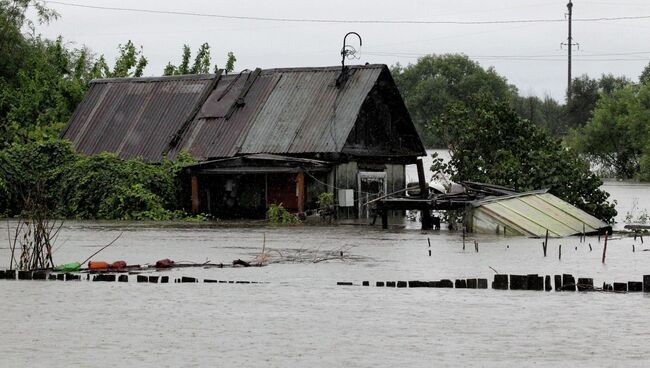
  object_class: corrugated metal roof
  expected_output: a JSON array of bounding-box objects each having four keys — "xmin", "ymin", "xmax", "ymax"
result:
[
  {"xmin": 239, "ymin": 66, "xmax": 382, "ymax": 154},
  {"xmin": 64, "ymin": 64, "xmax": 424, "ymax": 162},
  {"xmin": 62, "ymin": 74, "xmax": 216, "ymax": 161},
  {"xmin": 471, "ymin": 191, "xmax": 609, "ymax": 237},
  {"xmin": 175, "ymin": 65, "xmax": 385, "ymax": 160},
  {"xmin": 175, "ymin": 71, "xmax": 281, "ymax": 159}
]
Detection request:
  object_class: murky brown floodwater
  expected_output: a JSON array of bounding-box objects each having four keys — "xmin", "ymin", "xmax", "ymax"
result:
[{"xmin": 2, "ymin": 156, "xmax": 650, "ymax": 366}]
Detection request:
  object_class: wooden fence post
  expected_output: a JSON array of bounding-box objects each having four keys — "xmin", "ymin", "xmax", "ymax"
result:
[{"xmin": 191, "ymin": 174, "xmax": 200, "ymax": 214}]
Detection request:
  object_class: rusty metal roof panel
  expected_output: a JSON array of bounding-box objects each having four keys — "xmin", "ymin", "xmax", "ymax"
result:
[
  {"xmin": 65, "ymin": 65, "xmax": 403, "ymax": 161},
  {"xmin": 471, "ymin": 192, "xmax": 609, "ymax": 237},
  {"xmin": 239, "ymin": 65, "xmax": 383, "ymax": 154},
  {"xmin": 176, "ymin": 65, "xmax": 384, "ymax": 159},
  {"xmin": 63, "ymin": 74, "xmax": 216, "ymax": 161},
  {"xmin": 196, "ymin": 74, "xmax": 246, "ymax": 119},
  {"xmin": 176, "ymin": 72, "xmax": 281, "ymax": 160}
]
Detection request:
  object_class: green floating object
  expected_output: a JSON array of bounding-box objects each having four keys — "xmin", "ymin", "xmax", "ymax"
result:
[{"xmin": 53, "ymin": 262, "xmax": 81, "ymax": 272}]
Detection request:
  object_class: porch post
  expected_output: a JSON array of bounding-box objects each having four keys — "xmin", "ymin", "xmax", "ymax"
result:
[
  {"xmin": 191, "ymin": 174, "xmax": 200, "ymax": 214},
  {"xmin": 296, "ymin": 171, "xmax": 305, "ymax": 213},
  {"xmin": 416, "ymin": 158, "xmax": 433, "ymax": 230}
]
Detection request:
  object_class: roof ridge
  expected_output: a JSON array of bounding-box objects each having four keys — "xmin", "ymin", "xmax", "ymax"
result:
[
  {"xmin": 258, "ymin": 64, "xmax": 386, "ymax": 75},
  {"xmin": 89, "ymin": 65, "xmax": 387, "ymax": 84},
  {"xmin": 90, "ymin": 73, "xmax": 219, "ymax": 84}
]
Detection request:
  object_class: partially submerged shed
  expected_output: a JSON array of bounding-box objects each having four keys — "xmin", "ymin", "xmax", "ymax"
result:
[
  {"xmin": 468, "ymin": 190, "xmax": 610, "ymax": 237},
  {"xmin": 63, "ymin": 64, "xmax": 426, "ymax": 219}
]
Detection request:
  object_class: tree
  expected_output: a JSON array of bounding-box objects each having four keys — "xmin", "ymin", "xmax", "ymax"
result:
[
  {"xmin": 640, "ymin": 62, "xmax": 650, "ymax": 85},
  {"xmin": 569, "ymin": 83, "xmax": 650, "ymax": 179},
  {"xmin": 164, "ymin": 44, "xmax": 236, "ymax": 76},
  {"xmin": 0, "ymin": 35, "xmax": 90, "ymax": 147},
  {"xmin": 566, "ymin": 74, "xmax": 631, "ymax": 129},
  {"xmin": 0, "ymin": 0, "xmax": 149, "ymax": 148},
  {"xmin": 438, "ymin": 96, "xmax": 616, "ymax": 222},
  {"xmin": 512, "ymin": 94, "xmax": 566, "ymax": 137},
  {"xmin": 88, "ymin": 40, "xmax": 148, "ymax": 79},
  {"xmin": 391, "ymin": 54, "xmax": 516, "ymax": 147},
  {"xmin": 0, "ymin": 0, "xmax": 58, "ymax": 81},
  {"xmin": 224, "ymin": 51, "xmax": 236, "ymax": 74}
]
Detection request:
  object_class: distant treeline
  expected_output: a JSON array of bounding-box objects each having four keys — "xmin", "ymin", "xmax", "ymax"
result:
[{"xmin": 391, "ymin": 54, "xmax": 650, "ymax": 180}]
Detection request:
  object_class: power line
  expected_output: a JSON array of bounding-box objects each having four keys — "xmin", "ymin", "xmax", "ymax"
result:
[
  {"xmin": 363, "ymin": 51, "xmax": 650, "ymax": 58},
  {"xmin": 362, "ymin": 51, "xmax": 649, "ymax": 62},
  {"xmin": 44, "ymin": 1, "xmax": 650, "ymax": 25}
]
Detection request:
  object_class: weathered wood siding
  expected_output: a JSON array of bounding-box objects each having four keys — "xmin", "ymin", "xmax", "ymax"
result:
[
  {"xmin": 335, "ymin": 162, "xmax": 359, "ymax": 219},
  {"xmin": 334, "ymin": 162, "xmax": 405, "ymax": 220},
  {"xmin": 385, "ymin": 164, "xmax": 405, "ymax": 218}
]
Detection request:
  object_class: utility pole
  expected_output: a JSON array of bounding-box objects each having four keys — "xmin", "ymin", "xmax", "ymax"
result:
[{"xmin": 564, "ymin": 1, "xmax": 575, "ymax": 101}]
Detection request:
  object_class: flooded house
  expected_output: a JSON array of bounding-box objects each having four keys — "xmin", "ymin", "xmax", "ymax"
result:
[{"xmin": 62, "ymin": 64, "xmax": 426, "ymax": 219}]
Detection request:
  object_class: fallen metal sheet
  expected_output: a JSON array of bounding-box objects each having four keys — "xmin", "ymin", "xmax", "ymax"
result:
[{"xmin": 470, "ymin": 191, "xmax": 609, "ymax": 237}]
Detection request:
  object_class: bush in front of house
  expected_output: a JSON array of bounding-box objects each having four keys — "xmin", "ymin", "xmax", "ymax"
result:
[
  {"xmin": 0, "ymin": 139, "xmax": 195, "ymax": 220},
  {"xmin": 267, "ymin": 203, "xmax": 301, "ymax": 225}
]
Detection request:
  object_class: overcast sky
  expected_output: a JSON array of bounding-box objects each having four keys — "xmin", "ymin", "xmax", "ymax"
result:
[{"xmin": 34, "ymin": 0, "xmax": 650, "ymax": 101}]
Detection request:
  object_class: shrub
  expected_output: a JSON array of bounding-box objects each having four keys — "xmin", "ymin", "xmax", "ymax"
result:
[
  {"xmin": 0, "ymin": 139, "xmax": 197, "ymax": 220},
  {"xmin": 317, "ymin": 192, "xmax": 334, "ymax": 208},
  {"xmin": 267, "ymin": 203, "xmax": 301, "ymax": 225}
]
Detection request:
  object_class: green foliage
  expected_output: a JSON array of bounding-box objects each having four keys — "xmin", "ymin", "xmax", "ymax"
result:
[
  {"xmin": 52, "ymin": 152, "xmax": 169, "ymax": 219},
  {"xmin": 390, "ymin": 54, "xmax": 638, "ymax": 147},
  {"xmin": 512, "ymin": 95, "xmax": 566, "ymax": 137},
  {"xmin": 569, "ymin": 83, "xmax": 650, "ymax": 179},
  {"xmin": 191, "ymin": 43, "xmax": 211, "ymax": 74},
  {"xmin": 440, "ymin": 97, "xmax": 617, "ymax": 223},
  {"xmin": 0, "ymin": 3, "xmax": 207, "ymax": 221},
  {"xmin": 0, "ymin": 139, "xmax": 197, "ymax": 220},
  {"xmin": 317, "ymin": 192, "xmax": 334, "ymax": 208},
  {"xmin": 0, "ymin": 1, "xmax": 148, "ymax": 148},
  {"xmin": 98, "ymin": 183, "xmax": 174, "ymax": 221},
  {"xmin": 164, "ymin": 43, "xmax": 236, "ymax": 76},
  {"xmin": 0, "ymin": 1, "xmax": 57, "ymax": 31},
  {"xmin": 565, "ymin": 74, "xmax": 631, "ymax": 130},
  {"xmin": 89, "ymin": 40, "xmax": 148, "ymax": 79},
  {"xmin": 640, "ymin": 62, "xmax": 650, "ymax": 85},
  {"xmin": 224, "ymin": 52, "xmax": 237, "ymax": 74},
  {"xmin": 0, "ymin": 139, "xmax": 76, "ymax": 214},
  {"xmin": 0, "ymin": 35, "xmax": 90, "ymax": 147},
  {"xmin": 391, "ymin": 54, "xmax": 516, "ymax": 148},
  {"xmin": 52, "ymin": 150, "xmax": 197, "ymax": 219},
  {"xmin": 267, "ymin": 203, "xmax": 301, "ymax": 225}
]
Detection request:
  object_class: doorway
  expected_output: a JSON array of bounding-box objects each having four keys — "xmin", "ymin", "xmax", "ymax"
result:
[{"xmin": 357, "ymin": 171, "xmax": 387, "ymax": 219}]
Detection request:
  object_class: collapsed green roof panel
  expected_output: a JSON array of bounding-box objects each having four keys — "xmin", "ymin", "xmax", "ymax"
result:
[{"xmin": 469, "ymin": 191, "xmax": 609, "ymax": 237}]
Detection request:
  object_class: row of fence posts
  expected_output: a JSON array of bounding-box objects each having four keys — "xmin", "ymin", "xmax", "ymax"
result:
[
  {"xmin": 338, "ymin": 273, "xmax": 650, "ymax": 293},
  {"xmin": 338, "ymin": 279, "xmax": 488, "ymax": 289},
  {"xmin": 3, "ymin": 269, "xmax": 647, "ymax": 293},
  {"xmin": 0, "ymin": 270, "xmax": 260, "ymax": 284}
]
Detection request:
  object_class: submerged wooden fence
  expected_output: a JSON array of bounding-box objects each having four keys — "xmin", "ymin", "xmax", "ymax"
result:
[
  {"xmin": 338, "ymin": 273, "xmax": 650, "ymax": 293},
  {"xmin": 2, "ymin": 269, "xmax": 649, "ymax": 293},
  {"xmin": 0, "ymin": 269, "xmax": 262, "ymax": 284}
]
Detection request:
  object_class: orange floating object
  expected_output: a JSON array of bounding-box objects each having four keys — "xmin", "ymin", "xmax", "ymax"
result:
[
  {"xmin": 88, "ymin": 261, "xmax": 110, "ymax": 270},
  {"xmin": 111, "ymin": 261, "xmax": 127, "ymax": 269}
]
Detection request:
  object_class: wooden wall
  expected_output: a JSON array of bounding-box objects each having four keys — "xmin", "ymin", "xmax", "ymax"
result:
[{"xmin": 333, "ymin": 161, "xmax": 405, "ymax": 220}]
